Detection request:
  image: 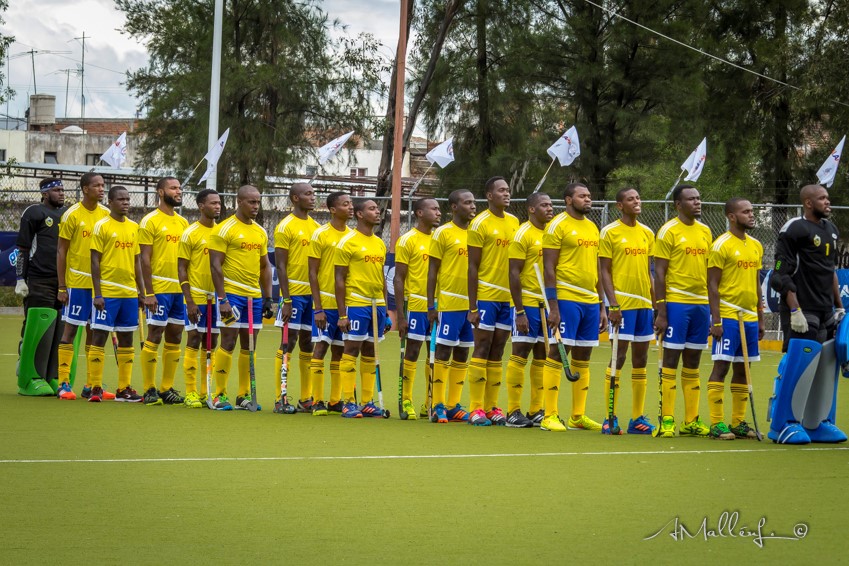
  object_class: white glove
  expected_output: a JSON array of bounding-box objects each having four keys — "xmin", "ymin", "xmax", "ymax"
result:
[
  {"xmin": 835, "ymin": 308, "xmax": 846, "ymax": 324},
  {"xmin": 15, "ymin": 279, "xmax": 28, "ymax": 298},
  {"xmin": 790, "ymin": 308, "xmax": 809, "ymax": 333}
]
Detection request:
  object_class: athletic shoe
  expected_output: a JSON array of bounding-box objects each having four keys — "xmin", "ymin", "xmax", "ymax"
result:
[
  {"xmin": 709, "ymin": 422, "xmax": 736, "ymax": 440},
  {"xmin": 88, "ymin": 386, "xmax": 103, "ymax": 403},
  {"xmin": 431, "ymin": 402, "xmax": 448, "ymax": 423},
  {"xmin": 183, "ymin": 391, "xmax": 203, "ymax": 409},
  {"xmin": 486, "ymin": 407, "xmax": 507, "ymax": 426},
  {"xmin": 567, "ymin": 415, "xmax": 603, "ymax": 431},
  {"xmin": 341, "ymin": 402, "xmax": 363, "ymax": 418},
  {"xmin": 601, "ymin": 417, "xmax": 623, "ymax": 435},
  {"xmin": 115, "ymin": 386, "xmax": 143, "ymax": 403},
  {"xmin": 468, "ymin": 408, "xmax": 492, "ymax": 426},
  {"xmin": 729, "ymin": 421, "xmax": 758, "ymax": 439},
  {"xmin": 82, "ymin": 385, "xmax": 116, "ymax": 400},
  {"xmin": 540, "ymin": 413, "xmax": 567, "ymax": 432},
  {"xmin": 657, "ymin": 416, "xmax": 676, "ymax": 438},
  {"xmin": 360, "ymin": 401, "xmax": 384, "ymax": 418},
  {"xmin": 273, "ymin": 399, "xmax": 297, "ymax": 414},
  {"xmin": 235, "ymin": 395, "xmax": 261, "ymax": 411},
  {"xmin": 419, "ymin": 402, "xmax": 429, "ymax": 418},
  {"xmin": 312, "ymin": 401, "xmax": 329, "ymax": 416},
  {"xmin": 199, "ymin": 393, "xmax": 208, "ymax": 404},
  {"xmin": 159, "ymin": 388, "xmax": 185, "ymax": 405},
  {"xmin": 143, "ymin": 387, "xmax": 163, "ymax": 406},
  {"xmin": 680, "ymin": 417, "xmax": 710, "ymax": 437},
  {"xmin": 400, "ymin": 400, "xmax": 418, "ymax": 420},
  {"xmin": 446, "ymin": 403, "xmax": 469, "ymax": 422},
  {"xmin": 297, "ymin": 397, "xmax": 314, "ymax": 413},
  {"xmin": 806, "ymin": 420, "xmax": 848, "ymax": 443},
  {"xmin": 527, "ymin": 409, "xmax": 544, "ymax": 427},
  {"xmin": 57, "ymin": 382, "xmax": 76, "ymax": 401},
  {"xmin": 768, "ymin": 422, "xmax": 810, "ymax": 444},
  {"xmin": 327, "ymin": 401, "xmax": 344, "ymax": 414},
  {"xmin": 505, "ymin": 409, "xmax": 533, "ymax": 428},
  {"xmin": 627, "ymin": 415, "xmax": 655, "ymax": 435},
  {"xmin": 212, "ymin": 394, "xmax": 233, "ymax": 411}
]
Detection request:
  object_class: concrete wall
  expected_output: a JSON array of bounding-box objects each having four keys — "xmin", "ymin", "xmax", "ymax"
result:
[
  {"xmin": 24, "ymin": 131, "xmax": 139, "ymax": 167},
  {"xmin": 0, "ymin": 130, "xmax": 26, "ymax": 162}
]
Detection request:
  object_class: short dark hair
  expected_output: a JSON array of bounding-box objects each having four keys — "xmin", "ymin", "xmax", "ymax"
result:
[
  {"xmin": 527, "ymin": 192, "xmax": 548, "ymax": 208},
  {"xmin": 39, "ymin": 177, "xmax": 62, "ymax": 190},
  {"xmin": 108, "ymin": 185, "xmax": 128, "ymax": 201},
  {"xmin": 353, "ymin": 198, "xmax": 373, "ymax": 216},
  {"xmin": 725, "ymin": 196, "xmax": 748, "ymax": 215},
  {"xmin": 615, "ymin": 187, "xmax": 638, "ymax": 202},
  {"xmin": 156, "ymin": 176, "xmax": 179, "ymax": 191},
  {"xmin": 80, "ymin": 172, "xmax": 101, "ymax": 189},
  {"xmin": 196, "ymin": 189, "xmax": 218, "ymax": 204},
  {"xmin": 564, "ymin": 182, "xmax": 588, "ymax": 200},
  {"xmin": 327, "ymin": 191, "xmax": 347, "ymax": 209},
  {"xmin": 448, "ymin": 189, "xmax": 472, "ymax": 206},
  {"xmin": 484, "ymin": 176, "xmax": 506, "ymax": 196},
  {"xmin": 671, "ymin": 184, "xmax": 696, "ymax": 203},
  {"xmin": 413, "ymin": 197, "xmax": 436, "ymax": 214}
]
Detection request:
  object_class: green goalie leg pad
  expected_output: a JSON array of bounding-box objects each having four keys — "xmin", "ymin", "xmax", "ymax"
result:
[{"xmin": 18, "ymin": 308, "xmax": 58, "ymax": 396}]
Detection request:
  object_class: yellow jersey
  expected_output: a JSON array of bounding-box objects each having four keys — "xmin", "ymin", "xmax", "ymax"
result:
[
  {"xmin": 274, "ymin": 213, "xmax": 321, "ymax": 297},
  {"xmin": 429, "ymin": 221, "xmax": 469, "ymax": 312},
  {"xmin": 508, "ymin": 221, "xmax": 545, "ymax": 306},
  {"xmin": 178, "ymin": 221, "xmax": 215, "ymax": 303},
  {"xmin": 468, "ymin": 210, "xmax": 519, "ymax": 303},
  {"xmin": 58, "ymin": 202, "xmax": 110, "ymax": 289},
  {"xmin": 599, "ymin": 220, "xmax": 655, "ymax": 310},
  {"xmin": 308, "ymin": 223, "xmax": 351, "ymax": 310},
  {"xmin": 209, "ymin": 215, "xmax": 268, "ymax": 298},
  {"xmin": 396, "ymin": 227, "xmax": 432, "ymax": 313},
  {"xmin": 90, "ymin": 215, "xmax": 140, "ymax": 299},
  {"xmin": 334, "ymin": 229, "xmax": 386, "ymax": 307},
  {"xmin": 655, "ymin": 218, "xmax": 712, "ymax": 304},
  {"xmin": 139, "ymin": 208, "xmax": 189, "ymax": 294},
  {"xmin": 543, "ymin": 212, "xmax": 600, "ymax": 303},
  {"xmin": 708, "ymin": 231, "xmax": 763, "ymax": 322}
]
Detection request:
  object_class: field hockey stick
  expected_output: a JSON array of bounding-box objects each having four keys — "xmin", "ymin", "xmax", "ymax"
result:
[
  {"xmin": 427, "ymin": 314, "xmax": 436, "ymax": 419},
  {"xmin": 137, "ymin": 307, "xmax": 146, "ymax": 349},
  {"xmin": 247, "ymin": 297, "xmax": 258, "ymax": 412},
  {"xmin": 111, "ymin": 333, "xmax": 119, "ymax": 366},
  {"xmin": 738, "ymin": 312, "xmax": 763, "ymax": 441},
  {"xmin": 533, "ymin": 264, "xmax": 578, "ymax": 382},
  {"xmin": 653, "ymin": 334, "xmax": 664, "ymax": 437},
  {"xmin": 607, "ymin": 325, "xmax": 621, "ymax": 434},
  {"xmin": 371, "ymin": 299, "xmax": 390, "ymax": 418},
  {"xmin": 205, "ymin": 297, "xmax": 215, "ymax": 409},
  {"xmin": 398, "ymin": 299, "xmax": 406, "ymax": 416},
  {"xmin": 274, "ymin": 322, "xmax": 296, "ymax": 414}
]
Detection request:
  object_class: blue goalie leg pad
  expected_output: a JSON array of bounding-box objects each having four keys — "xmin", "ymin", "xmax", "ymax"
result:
[
  {"xmin": 768, "ymin": 338, "xmax": 821, "ymax": 441},
  {"xmin": 801, "ymin": 339, "xmax": 847, "ymax": 442}
]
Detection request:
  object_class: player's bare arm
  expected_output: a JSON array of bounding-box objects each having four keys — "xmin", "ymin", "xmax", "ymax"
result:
[
  {"xmin": 335, "ymin": 264, "xmax": 350, "ymax": 332},
  {"xmin": 707, "ymin": 266, "xmax": 723, "ymax": 340}
]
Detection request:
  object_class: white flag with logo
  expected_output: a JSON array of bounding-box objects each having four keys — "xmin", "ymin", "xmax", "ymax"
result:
[
  {"xmin": 318, "ymin": 131, "xmax": 354, "ymax": 165},
  {"xmin": 681, "ymin": 137, "xmax": 707, "ymax": 182},
  {"xmin": 199, "ymin": 128, "xmax": 230, "ymax": 184},
  {"xmin": 816, "ymin": 135, "xmax": 846, "ymax": 188},
  {"xmin": 546, "ymin": 125, "xmax": 580, "ymax": 166},
  {"xmin": 100, "ymin": 132, "xmax": 128, "ymax": 168},
  {"xmin": 426, "ymin": 138, "xmax": 454, "ymax": 168}
]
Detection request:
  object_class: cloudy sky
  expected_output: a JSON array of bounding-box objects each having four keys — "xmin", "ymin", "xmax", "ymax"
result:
[{"xmin": 1, "ymin": 0, "xmax": 402, "ymax": 120}]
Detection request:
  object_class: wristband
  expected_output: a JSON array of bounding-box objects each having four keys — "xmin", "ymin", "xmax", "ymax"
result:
[
  {"xmin": 339, "ymin": 315, "xmax": 349, "ymax": 320},
  {"xmin": 314, "ymin": 309, "xmax": 324, "ymax": 315},
  {"xmin": 791, "ymin": 308, "xmax": 798, "ymax": 313},
  {"xmin": 470, "ymin": 309, "xmax": 479, "ymax": 314},
  {"xmin": 282, "ymin": 298, "xmax": 292, "ymax": 304},
  {"xmin": 515, "ymin": 310, "xmax": 526, "ymax": 316},
  {"xmin": 179, "ymin": 280, "xmax": 189, "ymax": 286},
  {"xmin": 713, "ymin": 322, "xmax": 722, "ymax": 327},
  {"xmin": 544, "ymin": 287, "xmax": 557, "ymax": 300},
  {"xmin": 95, "ymin": 295, "xmax": 103, "ymax": 299},
  {"xmin": 656, "ymin": 299, "xmax": 666, "ymax": 304},
  {"xmin": 145, "ymin": 294, "xmax": 155, "ymax": 298},
  {"xmin": 427, "ymin": 305, "xmax": 436, "ymax": 311},
  {"xmin": 608, "ymin": 305, "xmax": 620, "ymax": 311},
  {"xmin": 58, "ymin": 288, "xmax": 68, "ymax": 294},
  {"xmin": 218, "ymin": 297, "xmax": 229, "ymax": 303}
]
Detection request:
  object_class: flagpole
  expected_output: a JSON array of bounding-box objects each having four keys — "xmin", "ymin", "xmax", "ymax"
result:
[
  {"xmin": 531, "ymin": 157, "xmax": 556, "ymax": 194},
  {"xmin": 181, "ymin": 156, "xmax": 207, "ymax": 189},
  {"xmin": 663, "ymin": 170, "xmax": 686, "ymax": 221},
  {"xmin": 389, "ymin": 0, "xmax": 409, "ymax": 253}
]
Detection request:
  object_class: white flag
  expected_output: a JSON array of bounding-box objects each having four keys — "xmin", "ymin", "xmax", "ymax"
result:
[
  {"xmin": 816, "ymin": 135, "xmax": 846, "ymax": 188},
  {"xmin": 682, "ymin": 137, "xmax": 707, "ymax": 182},
  {"xmin": 426, "ymin": 138, "xmax": 454, "ymax": 168},
  {"xmin": 318, "ymin": 130, "xmax": 354, "ymax": 165},
  {"xmin": 546, "ymin": 125, "xmax": 580, "ymax": 167},
  {"xmin": 198, "ymin": 128, "xmax": 230, "ymax": 184},
  {"xmin": 100, "ymin": 132, "xmax": 128, "ymax": 168}
]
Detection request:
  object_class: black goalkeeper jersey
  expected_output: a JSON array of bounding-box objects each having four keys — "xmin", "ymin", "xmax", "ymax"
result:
[
  {"xmin": 772, "ymin": 216, "xmax": 839, "ymax": 312},
  {"xmin": 16, "ymin": 202, "xmax": 65, "ymax": 279}
]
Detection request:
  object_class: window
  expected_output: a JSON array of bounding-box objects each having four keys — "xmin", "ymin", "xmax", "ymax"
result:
[
  {"xmin": 350, "ymin": 167, "xmax": 367, "ymax": 178},
  {"xmin": 44, "ymin": 152, "xmax": 58, "ymax": 164},
  {"xmin": 0, "ymin": 149, "xmax": 6, "ymax": 162},
  {"xmin": 85, "ymin": 154, "xmax": 102, "ymax": 166},
  {"xmin": 305, "ymin": 165, "xmax": 317, "ymax": 177}
]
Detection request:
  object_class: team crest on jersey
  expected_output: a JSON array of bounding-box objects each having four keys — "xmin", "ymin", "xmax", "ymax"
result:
[
  {"xmin": 814, "ymin": 235, "xmax": 821, "ymax": 247},
  {"xmin": 45, "ymin": 217, "xmax": 53, "ymax": 227}
]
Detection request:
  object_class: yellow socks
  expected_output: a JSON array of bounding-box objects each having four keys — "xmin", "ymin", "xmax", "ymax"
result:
[
  {"xmin": 238, "ymin": 349, "xmax": 251, "ymax": 397},
  {"xmin": 484, "ymin": 360, "xmax": 502, "ymax": 409},
  {"xmin": 310, "ymin": 358, "xmax": 325, "ymax": 402},
  {"xmin": 570, "ymin": 359, "xmax": 590, "ymax": 419},
  {"xmin": 340, "ymin": 353, "xmax": 357, "ymax": 403},
  {"xmin": 117, "ymin": 346, "xmax": 134, "ymax": 390},
  {"xmin": 603, "ymin": 366, "xmax": 619, "ymax": 415},
  {"xmin": 543, "ymin": 359, "xmax": 562, "ymax": 417},
  {"xmin": 631, "ymin": 367, "xmax": 647, "ymax": 420},
  {"xmin": 661, "ymin": 367, "xmax": 677, "ymax": 417},
  {"xmin": 447, "ymin": 359, "xmax": 467, "ymax": 408},
  {"xmin": 433, "ymin": 359, "xmax": 449, "ymax": 406},
  {"xmin": 299, "ymin": 351, "xmax": 312, "ymax": 402},
  {"xmin": 329, "ymin": 360, "xmax": 342, "ymax": 405},
  {"xmin": 87, "ymin": 345, "xmax": 105, "ymax": 388},
  {"xmin": 160, "ymin": 341, "xmax": 181, "ymax": 391},
  {"xmin": 529, "ymin": 358, "xmax": 545, "ymax": 414},
  {"xmin": 58, "ymin": 343, "xmax": 75, "ymax": 384},
  {"xmin": 730, "ymin": 383, "xmax": 749, "ymax": 427},
  {"xmin": 183, "ymin": 346, "xmax": 199, "ymax": 393},
  {"xmin": 708, "ymin": 381, "xmax": 724, "ymax": 425},
  {"xmin": 140, "ymin": 340, "xmax": 159, "ymax": 391},
  {"xmin": 506, "ymin": 355, "xmax": 527, "ymax": 414},
  {"xmin": 681, "ymin": 367, "xmax": 701, "ymax": 423},
  {"xmin": 468, "ymin": 357, "xmax": 487, "ymax": 411},
  {"xmin": 360, "ymin": 356, "xmax": 376, "ymax": 403},
  {"xmin": 401, "ymin": 359, "xmax": 417, "ymax": 401},
  {"xmin": 213, "ymin": 347, "xmax": 233, "ymax": 395}
]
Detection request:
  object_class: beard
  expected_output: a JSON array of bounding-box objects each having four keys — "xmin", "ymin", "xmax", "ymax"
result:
[{"xmin": 163, "ymin": 194, "xmax": 182, "ymax": 207}]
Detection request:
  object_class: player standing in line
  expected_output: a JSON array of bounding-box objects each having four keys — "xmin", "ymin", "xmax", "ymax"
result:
[
  {"xmin": 599, "ymin": 187, "xmax": 657, "ymax": 435},
  {"xmin": 506, "ymin": 192, "xmax": 554, "ymax": 427},
  {"xmin": 139, "ymin": 177, "xmax": 189, "ymax": 406},
  {"xmin": 209, "ymin": 185, "xmax": 275, "ymax": 410},
  {"xmin": 394, "ymin": 197, "xmax": 442, "ymax": 420},
  {"xmin": 305, "ymin": 192, "xmax": 353, "ymax": 415},
  {"xmin": 653, "ymin": 184, "xmax": 713, "ymax": 438},
  {"xmin": 55, "ymin": 173, "xmax": 112, "ymax": 400},
  {"xmin": 541, "ymin": 183, "xmax": 606, "ymax": 432},
  {"xmin": 427, "ymin": 190, "xmax": 476, "ymax": 424},
  {"xmin": 178, "ymin": 189, "xmax": 221, "ymax": 408},
  {"xmin": 335, "ymin": 199, "xmax": 389, "ymax": 418},
  {"xmin": 467, "ymin": 177, "xmax": 520, "ymax": 426},
  {"xmin": 273, "ymin": 183, "xmax": 321, "ymax": 413},
  {"xmin": 706, "ymin": 197, "xmax": 764, "ymax": 440},
  {"xmin": 88, "ymin": 186, "xmax": 144, "ymax": 403}
]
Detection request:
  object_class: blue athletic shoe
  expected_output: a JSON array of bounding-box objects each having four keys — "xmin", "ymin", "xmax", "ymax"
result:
[
  {"xmin": 806, "ymin": 420, "xmax": 848, "ymax": 443},
  {"xmin": 360, "ymin": 401, "xmax": 384, "ymax": 418},
  {"xmin": 341, "ymin": 402, "xmax": 363, "ymax": 418},
  {"xmin": 768, "ymin": 422, "xmax": 811, "ymax": 444},
  {"xmin": 627, "ymin": 415, "xmax": 656, "ymax": 435},
  {"xmin": 601, "ymin": 417, "xmax": 623, "ymax": 435},
  {"xmin": 431, "ymin": 402, "xmax": 448, "ymax": 423},
  {"xmin": 446, "ymin": 403, "xmax": 469, "ymax": 422}
]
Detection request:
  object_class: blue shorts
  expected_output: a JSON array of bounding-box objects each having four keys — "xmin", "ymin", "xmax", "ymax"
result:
[
  {"xmin": 91, "ymin": 297, "xmax": 139, "ymax": 332},
  {"xmin": 477, "ymin": 300, "xmax": 512, "ymax": 332},
  {"xmin": 216, "ymin": 294, "xmax": 263, "ymax": 329},
  {"xmin": 557, "ymin": 300, "xmax": 600, "ymax": 347},
  {"xmin": 436, "ymin": 311, "xmax": 474, "ymax": 348},
  {"xmin": 512, "ymin": 305, "xmax": 546, "ymax": 344},
  {"xmin": 147, "ymin": 293, "xmax": 186, "ymax": 327},
  {"xmin": 275, "ymin": 295, "xmax": 313, "ymax": 331},
  {"xmin": 312, "ymin": 308, "xmax": 344, "ymax": 346},
  {"xmin": 344, "ymin": 305, "xmax": 386, "ymax": 343},
  {"xmin": 406, "ymin": 311, "xmax": 431, "ymax": 342},
  {"xmin": 663, "ymin": 302, "xmax": 709, "ymax": 350},
  {"xmin": 610, "ymin": 308, "xmax": 655, "ymax": 342},
  {"xmin": 185, "ymin": 302, "xmax": 220, "ymax": 334},
  {"xmin": 62, "ymin": 287, "xmax": 93, "ymax": 327},
  {"xmin": 712, "ymin": 318, "xmax": 760, "ymax": 362}
]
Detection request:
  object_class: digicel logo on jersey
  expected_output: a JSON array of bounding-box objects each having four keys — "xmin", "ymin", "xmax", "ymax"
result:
[
  {"xmin": 458, "ymin": 248, "xmax": 468, "ymax": 257},
  {"xmin": 301, "ymin": 239, "xmax": 310, "ymax": 247},
  {"xmin": 114, "ymin": 240, "xmax": 135, "ymax": 249},
  {"xmin": 495, "ymin": 238, "xmax": 510, "ymax": 248},
  {"xmin": 241, "ymin": 242, "xmax": 263, "ymax": 251},
  {"xmin": 82, "ymin": 230, "xmax": 92, "ymax": 238},
  {"xmin": 421, "ymin": 253, "xmax": 429, "ymax": 262},
  {"xmin": 736, "ymin": 260, "xmax": 759, "ymax": 269},
  {"xmin": 364, "ymin": 255, "xmax": 384, "ymax": 264},
  {"xmin": 576, "ymin": 239, "xmax": 598, "ymax": 248},
  {"xmin": 685, "ymin": 247, "xmax": 706, "ymax": 256},
  {"xmin": 166, "ymin": 235, "xmax": 179, "ymax": 243},
  {"xmin": 625, "ymin": 248, "xmax": 647, "ymax": 255}
]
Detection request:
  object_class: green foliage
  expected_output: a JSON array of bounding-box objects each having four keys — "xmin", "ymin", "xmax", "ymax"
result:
[{"xmin": 0, "ymin": 0, "xmax": 14, "ymax": 106}]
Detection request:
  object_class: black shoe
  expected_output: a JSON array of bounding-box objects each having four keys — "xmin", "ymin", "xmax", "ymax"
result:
[
  {"xmin": 159, "ymin": 388, "xmax": 185, "ymax": 405},
  {"xmin": 526, "ymin": 409, "xmax": 544, "ymax": 427},
  {"xmin": 506, "ymin": 409, "xmax": 534, "ymax": 428},
  {"xmin": 327, "ymin": 401, "xmax": 344, "ymax": 414},
  {"xmin": 143, "ymin": 387, "xmax": 163, "ymax": 406}
]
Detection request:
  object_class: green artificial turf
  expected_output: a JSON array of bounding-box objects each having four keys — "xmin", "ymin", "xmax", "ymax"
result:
[{"xmin": 0, "ymin": 315, "xmax": 846, "ymax": 564}]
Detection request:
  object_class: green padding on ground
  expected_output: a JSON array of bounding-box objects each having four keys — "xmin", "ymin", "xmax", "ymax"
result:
[{"xmin": 17, "ymin": 308, "xmax": 57, "ymax": 390}]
